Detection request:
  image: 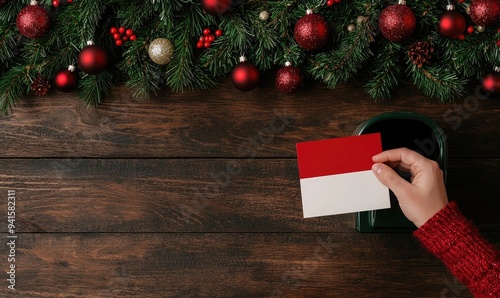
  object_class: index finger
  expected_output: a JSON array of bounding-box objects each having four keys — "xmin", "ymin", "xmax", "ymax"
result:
[{"xmin": 372, "ymin": 148, "xmax": 426, "ymax": 167}]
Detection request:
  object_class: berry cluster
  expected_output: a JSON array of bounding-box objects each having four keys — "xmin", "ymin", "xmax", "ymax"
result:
[
  {"xmin": 52, "ymin": 0, "xmax": 72, "ymax": 7},
  {"xmin": 196, "ymin": 28, "xmax": 223, "ymax": 49},
  {"xmin": 326, "ymin": 0, "xmax": 341, "ymax": 7},
  {"xmin": 109, "ymin": 26, "xmax": 137, "ymax": 46}
]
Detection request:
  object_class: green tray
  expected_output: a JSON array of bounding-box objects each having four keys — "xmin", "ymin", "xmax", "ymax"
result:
[{"xmin": 354, "ymin": 112, "xmax": 447, "ymax": 232}]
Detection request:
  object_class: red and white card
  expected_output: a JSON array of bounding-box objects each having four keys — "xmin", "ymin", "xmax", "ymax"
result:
[{"xmin": 296, "ymin": 133, "xmax": 390, "ymax": 218}]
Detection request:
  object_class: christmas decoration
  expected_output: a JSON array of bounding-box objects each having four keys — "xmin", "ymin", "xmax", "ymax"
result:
[
  {"xmin": 467, "ymin": 26, "xmax": 474, "ymax": 34},
  {"xmin": 78, "ymin": 41, "xmax": 109, "ymax": 75},
  {"xmin": 439, "ymin": 5, "xmax": 466, "ymax": 39},
  {"xmin": 16, "ymin": 1, "xmax": 51, "ymax": 39},
  {"xmin": 231, "ymin": 56, "xmax": 260, "ymax": 91},
  {"xmin": 482, "ymin": 68, "xmax": 500, "ymax": 94},
  {"xmin": 379, "ymin": 0, "xmax": 416, "ymax": 42},
  {"xmin": 148, "ymin": 38, "xmax": 174, "ymax": 65},
  {"xmin": 477, "ymin": 25, "xmax": 485, "ymax": 33},
  {"xmin": 276, "ymin": 62, "xmax": 304, "ymax": 93},
  {"xmin": 31, "ymin": 76, "xmax": 50, "ymax": 96},
  {"xmin": 408, "ymin": 41, "xmax": 434, "ymax": 68},
  {"xmin": 347, "ymin": 24, "xmax": 356, "ymax": 32},
  {"xmin": 202, "ymin": 0, "xmax": 237, "ymax": 16},
  {"xmin": 294, "ymin": 9, "xmax": 330, "ymax": 51},
  {"xmin": 196, "ymin": 28, "xmax": 222, "ymax": 49},
  {"xmin": 54, "ymin": 65, "xmax": 78, "ymax": 93},
  {"xmin": 469, "ymin": 0, "xmax": 500, "ymax": 27},
  {"xmin": 259, "ymin": 10, "xmax": 269, "ymax": 21},
  {"xmin": 109, "ymin": 26, "xmax": 136, "ymax": 46}
]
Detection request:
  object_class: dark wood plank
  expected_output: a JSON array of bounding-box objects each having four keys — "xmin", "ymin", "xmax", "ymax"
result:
[
  {"xmin": 3, "ymin": 232, "xmax": 494, "ymax": 297},
  {"xmin": 2, "ymin": 158, "xmax": 499, "ymax": 233},
  {"xmin": 1, "ymin": 78, "xmax": 499, "ymax": 158}
]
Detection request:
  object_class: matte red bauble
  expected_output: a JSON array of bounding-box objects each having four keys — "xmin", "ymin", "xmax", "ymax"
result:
[
  {"xmin": 294, "ymin": 9, "xmax": 330, "ymax": 51},
  {"xmin": 231, "ymin": 57, "xmax": 260, "ymax": 91},
  {"xmin": 379, "ymin": 4, "xmax": 416, "ymax": 42},
  {"xmin": 54, "ymin": 66, "xmax": 79, "ymax": 93},
  {"xmin": 439, "ymin": 7, "xmax": 466, "ymax": 39},
  {"xmin": 16, "ymin": 2, "xmax": 51, "ymax": 39},
  {"xmin": 276, "ymin": 63, "xmax": 304, "ymax": 94},
  {"xmin": 202, "ymin": 0, "xmax": 236, "ymax": 16},
  {"xmin": 78, "ymin": 43, "xmax": 108, "ymax": 75},
  {"xmin": 469, "ymin": 0, "xmax": 500, "ymax": 27},
  {"xmin": 482, "ymin": 71, "xmax": 500, "ymax": 94}
]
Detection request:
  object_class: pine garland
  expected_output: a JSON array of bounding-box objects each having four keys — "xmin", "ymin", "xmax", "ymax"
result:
[{"xmin": 1, "ymin": 0, "xmax": 499, "ymax": 114}]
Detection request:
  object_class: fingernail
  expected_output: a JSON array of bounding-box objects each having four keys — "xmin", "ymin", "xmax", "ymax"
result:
[{"xmin": 372, "ymin": 164, "xmax": 382, "ymax": 175}]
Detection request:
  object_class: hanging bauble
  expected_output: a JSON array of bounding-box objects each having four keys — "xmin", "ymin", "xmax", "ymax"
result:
[
  {"xmin": 148, "ymin": 38, "xmax": 174, "ymax": 65},
  {"xmin": 16, "ymin": 1, "xmax": 51, "ymax": 39},
  {"xmin": 293, "ymin": 9, "xmax": 330, "ymax": 51},
  {"xmin": 276, "ymin": 62, "xmax": 304, "ymax": 94},
  {"xmin": 469, "ymin": 0, "xmax": 500, "ymax": 27},
  {"xmin": 78, "ymin": 41, "xmax": 109, "ymax": 75},
  {"xmin": 54, "ymin": 65, "xmax": 79, "ymax": 93},
  {"xmin": 231, "ymin": 56, "xmax": 260, "ymax": 91},
  {"xmin": 439, "ymin": 5, "xmax": 466, "ymax": 39},
  {"xmin": 378, "ymin": 0, "xmax": 416, "ymax": 42},
  {"xmin": 482, "ymin": 68, "xmax": 500, "ymax": 95},
  {"xmin": 202, "ymin": 0, "xmax": 239, "ymax": 16}
]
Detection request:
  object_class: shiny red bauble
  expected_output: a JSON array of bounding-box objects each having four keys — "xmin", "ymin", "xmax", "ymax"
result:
[
  {"xmin": 16, "ymin": 3, "xmax": 51, "ymax": 39},
  {"xmin": 231, "ymin": 59, "xmax": 260, "ymax": 91},
  {"xmin": 54, "ymin": 68, "xmax": 79, "ymax": 93},
  {"xmin": 276, "ymin": 64, "xmax": 304, "ymax": 93},
  {"xmin": 78, "ymin": 44, "xmax": 108, "ymax": 75},
  {"xmin": 294, "ymin": 10, "xmax": 330, "ymax": 51},
  {"xmin": 482, "ymin": 71, "xmax": 500, "ymax": 94},
  {"xmin": 469, "ymin": 0, "xmax": 500, "ymax": 27},
  {"xmin": 202, "ymin": 0, "xmax": 237, "ymax": 16},
  {"xmin": 439, "ymin": 10, "xmax": 466, "ymax": 39},
  {"xmin": 379, "ymin": 4, "xmax": 416, "ymax": 42}
]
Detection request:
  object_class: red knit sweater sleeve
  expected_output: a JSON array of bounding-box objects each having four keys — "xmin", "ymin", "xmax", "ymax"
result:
[{"xmin": 413, "ymin": 201, "xmax": 500, "ymax": 297}]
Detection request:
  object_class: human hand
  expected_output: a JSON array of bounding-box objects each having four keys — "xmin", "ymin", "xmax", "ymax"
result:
[{"xmin": 371, "ymin": 148, "xmax": 448, "ymax": 228}]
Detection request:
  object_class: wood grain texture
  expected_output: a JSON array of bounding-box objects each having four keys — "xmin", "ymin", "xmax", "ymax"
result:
[
  {"xmin": 1, "ymin": 158, "xmax": 499, "ymax": 233},
  {"xmin": 1, "ymin": 80, "xmax": 499, "ymax": 158},
  {"xmin": 2, "ymin": 232, "xmax": 492, "ymax": 297}
]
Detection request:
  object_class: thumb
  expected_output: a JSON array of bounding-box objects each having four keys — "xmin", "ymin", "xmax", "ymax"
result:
[{"xmin": 372, "ymin": 163, "xmax": 410, "ymax": 196}]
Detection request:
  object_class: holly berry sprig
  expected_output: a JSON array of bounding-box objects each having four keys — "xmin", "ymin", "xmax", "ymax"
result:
[
  {"xmin": 52, "ymin": 0, "xmax": 72, "ymax": 7},
  {"xmin": 109, "ymin": 26, "xmax": 137, "ymax": 46},
  {"xmin": 196, "ymin": 28, "xmax": 223, "ymax": 49}
]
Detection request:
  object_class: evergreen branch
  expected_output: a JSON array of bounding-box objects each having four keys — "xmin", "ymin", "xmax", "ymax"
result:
[
  {"xmin": 406, "ymin": 60, "xmax": 466, "ymax": 102},
  {"xmin": 78, "ymin": 70, "xmax": 114, "ymax": 107},
  {"xmin": 0, "ymin": 66, "xmax": 30, "ymax": 115},
  {"xmin": 365, "ymin": 41, "xmax": 402, "ymax": 99},
  {"xmin": 0, "ymin": 23, "xmax": 18, "ymax": 67}
]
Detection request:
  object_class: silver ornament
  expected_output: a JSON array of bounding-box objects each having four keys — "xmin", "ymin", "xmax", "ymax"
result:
[
  {"xmin": 259, "ymin": 10, "xmax": 270, "ymax": 21},
  {"xmin": 148, "ymin": 38, "xmax": 174, "ymax": 65}
]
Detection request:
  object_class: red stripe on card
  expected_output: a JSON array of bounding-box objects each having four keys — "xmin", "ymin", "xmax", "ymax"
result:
[{"xmin": 296, "ymin": 133, "xmax": 382, "ymax": 179}]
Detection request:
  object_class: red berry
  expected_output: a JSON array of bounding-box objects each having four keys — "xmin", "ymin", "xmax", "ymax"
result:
[
  {"xmin": 67, "ymin": 0, "xmax": 73, "ymax": 2},
  {"xmin": 113, "ymin": 33, "xmax": 121, "ymax": 40},
  {"xmin": 215, "ymin": 29, "xmax": 223, "ymax": 37},
  {"xmin": 130, "ymin": 35, "xmax": 137, "ymax": 41},
  {"xmin": 467, "ymin": 26, "xmax": 474, "ymax": 34},
  {"xmin": 204, "ymin": 41, "xmax": 211, "ymax": 48},
  {"xmin": 334, "ymin": 0, "xmax": 341, "ymax": 3},
  {"xmin": 115, "ymin": 39, "xmax": 123, "ymax": 46},
  {"xmin": 199, "ymin": 36, "xmax": 205, "ymax": 41},
  {"xmin": 118, "ymin": 27, "xmax": 125, "ymax": 34},
  {"xmin": 126, "ymin": 29, "xmax": 133, "ymax": 36},
  {"xmin": 458, "ymin": 34, "xmax": 465, "ymax": 41},
  {"xmin": 52, "ymin": 0, "xmax": 59, "ymax": 7},
  {"xmin": 110, "ymin": 27, "xmax": 118, "ymax": 34},
  {"xmin": 326, "ymin": 0, "xmax": 334, "ymax": 6},
  {"xmin": 497, "ymin": 40, "xmax": 500, "ymax": 47},
  {"xmin": 196, "ymin": 41, "xmax": 204, "ymax": 49},
  {"xmin": 122, "ymin": 36, "xmax": 129, "ymax": 41},
  {"xmin": 208, "ymin": 35, "xmax": 215, "ymax": 42},
  {"xmin": 203, "ymin": 28, "xmax": 211, "ymax": 36}
]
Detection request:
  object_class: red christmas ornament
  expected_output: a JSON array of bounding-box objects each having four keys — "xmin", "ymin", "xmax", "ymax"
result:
[
  {"xmin": 470, "ymin": 0, "xmax": 500, "ymax": 27},
  {"xmin": 439, "ymin": 5, "xmax": 466, "ymax": 39},
  {"xmin": 78, "ymin": 41, "xmax": 109, "ymax": 75},
  {"xmin": 231, "ymin": 56, "xmax": 260, "ymax": 91},
  {"xmin": 54, "ymin": 65, "xmax": 78, "ymax": 93},
  {"xmin": 294, "ymin": 9, "xmax": 330, "ymax": 51},
  {"xmin": 482, "ymin": 69, "xmax": 500, "ymax": 94},
  {"xmin": 379, "ymin": 1, "xmax": 416, "ymax": 42},
  {"xmin": 202, "ymin": 0, "xmax": 238, "ymax": 16},
  {"xmin": 276, "ymin": 62, "xmax": 304, "ymax": 94},
  {"xmin": 16, "ymin": 1, "xmax": 51, "ymax": 39}
]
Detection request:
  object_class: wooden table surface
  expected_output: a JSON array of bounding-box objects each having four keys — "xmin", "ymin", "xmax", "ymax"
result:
[{"xmin": 1, "ymin": 75, "xmax": 498, "ymax": 297}]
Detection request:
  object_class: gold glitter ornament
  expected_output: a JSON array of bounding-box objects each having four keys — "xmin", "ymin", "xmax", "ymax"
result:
[{"xmin": 148, "ymin": 38, "xmax": 174, "ymax": 65}]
